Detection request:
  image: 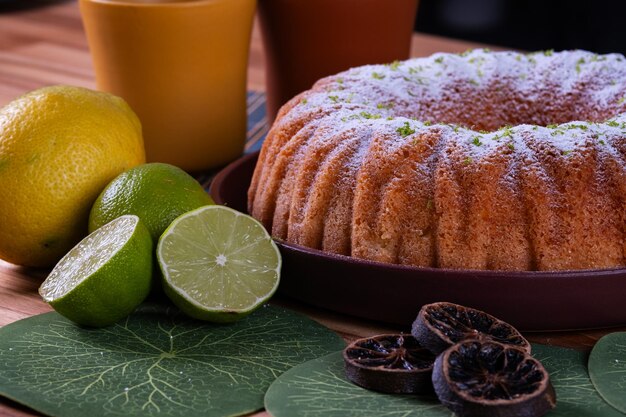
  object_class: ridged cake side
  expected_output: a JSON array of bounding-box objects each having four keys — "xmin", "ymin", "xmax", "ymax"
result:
[{"xmin": 248, "ymin": 50, "xmax": 626, "ymax": 271}]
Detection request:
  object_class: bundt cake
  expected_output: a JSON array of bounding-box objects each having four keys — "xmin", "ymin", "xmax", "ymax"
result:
[{"xmin": 248, "ymin": 49, "xmax": 626, "ymax": 271}]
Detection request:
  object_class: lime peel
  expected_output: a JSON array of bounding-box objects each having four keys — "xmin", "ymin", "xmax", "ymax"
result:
[
  {"xmin": 158, "ymin": 205, "xmax": 281, "ymax": 323},
  {"xmin": 39, "ymin": 214, "xmax": 153, "ymax": 327},
  {"xmin": 88, "ymin": 162, "xmax": 214, "ymax": 243}
]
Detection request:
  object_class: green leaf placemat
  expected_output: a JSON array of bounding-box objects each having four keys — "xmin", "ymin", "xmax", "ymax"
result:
[
  {"xmin": 532, "ymin": 344, "xmax": 624, "ymax": 417},
  {"xmin": 265, "ymin": 352, "xmax": 452, "ymax": 417},
  {"xmin": 265, "ymin": 351, "xmax": 449, "ymax": 417},
  {"xmin": 265, "ymin": 344, "xmax": 624, "ymax": 417},
  {"xmin": 588, "ymin": 332, "xmax": 626, "ymax": 414},
  {"xmin": 0, "ymin": 304, "xmax": 345, "ymax": 417}
]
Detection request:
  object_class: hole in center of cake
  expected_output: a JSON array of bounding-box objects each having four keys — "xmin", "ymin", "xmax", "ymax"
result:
[
  {"xmin": 418, "ymin": 109, "xmax": 619, "ymax": 133},
  {"xmin": 405, "ymin": 84, "xmax": 622, "ymax": 132}
]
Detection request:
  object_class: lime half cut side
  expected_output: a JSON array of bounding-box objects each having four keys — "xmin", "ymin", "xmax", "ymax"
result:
[
  {"xmin": 157, "ymin": 205, "xmax": 281, "ymax": 323},
  {"xmin": 39, "ymin": 215, "xmax": 153, "ymax": 327}
]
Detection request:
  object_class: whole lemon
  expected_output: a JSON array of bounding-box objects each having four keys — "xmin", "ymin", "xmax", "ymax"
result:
[
  {"xmin": 0, "ymin": 86, "xmax": 145, "ymax": 267},
  {"xmin": 89, "ymin": 163, "xmax": 213, "ymax": 243}
]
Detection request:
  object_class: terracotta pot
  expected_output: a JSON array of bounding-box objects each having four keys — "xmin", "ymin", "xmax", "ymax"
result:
[{"xmin": 258, "ymin": 0, "xmax": 419, "ymax": 122}]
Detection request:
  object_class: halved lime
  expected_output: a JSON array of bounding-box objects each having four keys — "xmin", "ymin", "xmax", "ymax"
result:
[
  {"xmin": 157, "ymin": 205, "xmax": 281, "ymax": 323},
  {"xmin": 39, "ymin": 215, "xmax": 153, "ymax": 327}
]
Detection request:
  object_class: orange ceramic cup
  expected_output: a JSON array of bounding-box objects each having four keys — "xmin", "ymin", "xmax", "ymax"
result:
[{"xmin": 79, "ymin": 0, "xmax": 256, "ymax": 171}]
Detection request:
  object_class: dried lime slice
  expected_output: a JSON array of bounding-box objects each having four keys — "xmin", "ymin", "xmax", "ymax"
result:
[
  {"xmin": 38, "ymin": 215, "xmax": 153, "ymax": 327},
  {"xmin": 157, "ymin": 205, "xmax": 281, "ymax": 323},
  {"xmin": 433, "ymin": 340, "xmax": 556, "ymax": 417},
  {"xmin": 343, "ymin": 334, "xmax": 436, "ymax": 394},
  {"xmin": 412, "ymin": 302, "xmax": 530, "ymax": 355}
]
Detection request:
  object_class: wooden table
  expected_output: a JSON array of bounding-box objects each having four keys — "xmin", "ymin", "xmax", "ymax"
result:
[{"xmin": 1, "ymin": 1, "xmax": 624, "ymax": 416}]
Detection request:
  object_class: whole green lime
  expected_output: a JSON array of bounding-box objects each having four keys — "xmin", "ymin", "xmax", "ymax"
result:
[{"xmin": 88, "ymin": 163, "xmax": 213, "ymax": 242}]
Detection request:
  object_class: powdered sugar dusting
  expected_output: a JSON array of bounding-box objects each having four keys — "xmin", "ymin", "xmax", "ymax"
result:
[
  {"xmin": 250, "ymin": 50, "xmax": 626, "ymax": 270},
  {"xmin": 282, "ymin": 50, "xmax": 626, "ymax": 164}
]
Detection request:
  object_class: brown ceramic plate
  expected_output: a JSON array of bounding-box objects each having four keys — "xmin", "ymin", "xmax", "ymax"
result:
[{"xmin": 210, "ymin": 151, "xmax": 626, "ymax": 331}]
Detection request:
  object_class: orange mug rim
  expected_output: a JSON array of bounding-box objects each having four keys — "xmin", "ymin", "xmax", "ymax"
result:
[{"xmin": 80, "ymin": 0, "xmax": 235, "ymax": 8}]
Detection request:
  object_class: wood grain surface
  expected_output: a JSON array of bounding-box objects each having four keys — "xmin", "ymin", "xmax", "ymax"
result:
[{"xmin": 0, "ymin": 1, "xmax": 624, "ymax": 416}]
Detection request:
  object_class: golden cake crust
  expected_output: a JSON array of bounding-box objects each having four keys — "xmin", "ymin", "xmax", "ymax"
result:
[{"xmin": 249, "ymin": 50, "xmax": 626, "ymax": 271}]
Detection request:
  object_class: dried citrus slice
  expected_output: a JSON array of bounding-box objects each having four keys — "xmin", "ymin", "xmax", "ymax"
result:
[
  {"xmin": 157, "ymin": 205, "xmax": 281, "ymax": 323},
  {"xmin": 343, "ymin": 334, "xmax": 436, "ymax": 394},
  {"xmin": 412, "ymin": 302, "xmax": 530, "ymax": 355},
  {"xmin": 433, "ymin": 340, "xmax": 556, "ymax": 417}
]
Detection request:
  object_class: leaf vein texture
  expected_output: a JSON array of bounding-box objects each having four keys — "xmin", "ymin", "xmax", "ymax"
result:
[{"xmin": 0, "ymin": 304, "xmax": 344, "ymax": 417}]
